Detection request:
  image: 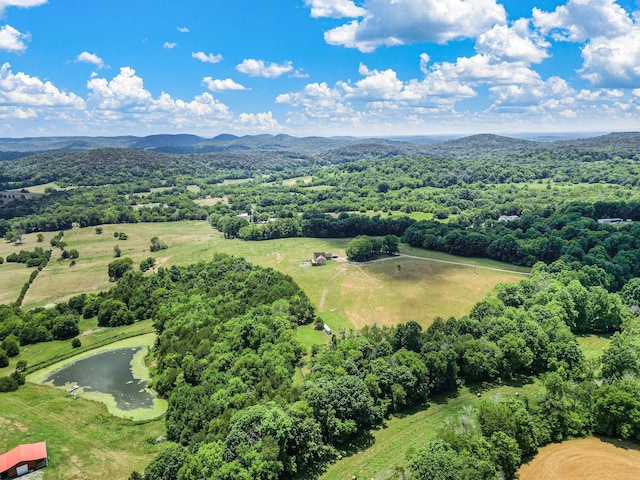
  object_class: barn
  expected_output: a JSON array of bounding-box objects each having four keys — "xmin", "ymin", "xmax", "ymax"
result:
[{"xmin": 0, "ymin": 442, "xmax": 47, "ymax": 479}]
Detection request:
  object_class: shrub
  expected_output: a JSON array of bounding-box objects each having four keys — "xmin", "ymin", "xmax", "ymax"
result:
[
  {"xmin": 0, "ymin": 349, "xmax": 8, "ymax": 368},
  {"xmin": 150, "ymin": 237, "xmax": 168, "ymax": 252},
  {"xmin": 140, "ymin": 257, "xmax": 156, "ymax": 272},
  {"xmin": 108, "ymin": 257, "xmax": 134, "ymax": 280},
  {"xmin": 71, "ymin": 338, "xmax": 82, "ymax": 348},
  {"xmin": 1, "ymin": 335, "xmax": 20, "ymax": 357}
]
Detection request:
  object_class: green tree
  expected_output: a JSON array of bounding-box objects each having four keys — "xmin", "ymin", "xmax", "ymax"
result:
[
  {"xmin": 51, "ymin": 315, "xmax": 80, "ymax": 340},
  {"xmin": 1, "ymin": 335, "xmax": 20, "ymax": 357},
  {"xmin": 145, "ymin": 444, "xmax": 188, "ymax": 480},
  {"xmin": 346, "ymin": 235, "xmax": 375, "ymax": 262},
  {"xmin": 97, "ymin": 298, "xmax": 134, "ymax": 327}
]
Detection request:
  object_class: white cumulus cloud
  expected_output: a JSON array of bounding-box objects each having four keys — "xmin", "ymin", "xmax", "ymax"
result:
[
  {"xmin": 85, "ymin": 67, "xmax": 234, "ymax": 132},
  {"xmin": 0, "ymin": 62, "xmax": 85, "ymax": 108},
  {"xmin": 192, "ymin": 51, "xmax": 223, "ymax": 63},
  {"xmin": 0, "ymin": 25, "xmax": 29, "ymax": 52},
  {"xmin": 163, "ymin": 42, "xmax": 177, "ymax": 49},
  {"xmin": 177, "ymin": 26, "xmax": 189, "ymax": 33},
  {"xmin": 76, "ymin": 51, "xmax": 105, "ymax": 69},
  {"xmin": 0, "ymin": 0, "xmax": 46, "ymax": 15},
  {"xmin": 324, "ymin": 0, "xmax": 507, "ymax": 52},
  {"xmin": 579, "ymin": 28, "xmax": 640, "ymax": 87},
  {"xmin": 305, "ymin": 0, "xmax": 366, "ymax": 18},
  {"xmin": 236, "ymin": 59, "xmax": 293, "ymax": 78},
  {"xmin": 87, "ymin": 67, "xmax": 153, "ymax": 110},
  {"xmin": 476, "ymin": 19, "xmax": 550, "ymax": 63},
  {"xmin": 202, "ymin": 77, "xmax": 247, "ymax": 91},
  {"xmin": 533, "ymin": 0, "xmax": 632, "ymax": 42},
  {"xmin": 238, "ymin": 111, "xmax": 281, "ymax": 131}
]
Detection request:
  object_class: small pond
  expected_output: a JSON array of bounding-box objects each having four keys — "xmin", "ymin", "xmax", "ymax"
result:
[
  {"xmin": 30, "ymin": 334, "xmax": 167, "ymax": 421},
  {"xmin": 44, "ymin": 347, "xmax": 154, "ymax": 410}
]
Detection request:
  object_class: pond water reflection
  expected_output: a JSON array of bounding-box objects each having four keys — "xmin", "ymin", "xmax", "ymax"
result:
[{"xmin": 44, "ymin": 347, "xmax": 155, "ymax": 410}]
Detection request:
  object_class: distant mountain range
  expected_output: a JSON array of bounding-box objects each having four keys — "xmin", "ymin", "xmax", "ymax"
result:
[{"xmin": 0, "ymin": 131, "xmax": 638, "ymax": 160}]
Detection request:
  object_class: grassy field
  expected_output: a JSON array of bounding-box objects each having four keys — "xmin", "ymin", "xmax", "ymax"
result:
[
  {"xmin": 10, "ymin": 221, "xmax": 527, "ymax": 331},
  {"xmin": 0, "ymin": 383, "xmax": 166, "ymax": 480},
  {"xmin": 320, "ymin": 381, "xmax": 542, "ymax": 480}
]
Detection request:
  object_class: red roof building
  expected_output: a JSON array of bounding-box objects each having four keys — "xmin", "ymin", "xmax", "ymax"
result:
[{"xmin": 0, "ymin": 442, "xmax": 47, "ymax": 479}]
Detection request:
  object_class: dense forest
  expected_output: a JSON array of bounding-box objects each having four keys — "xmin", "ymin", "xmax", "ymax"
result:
[{"xmin": 3, "ymin": 133, "xmax": 640, "ymax": 478}]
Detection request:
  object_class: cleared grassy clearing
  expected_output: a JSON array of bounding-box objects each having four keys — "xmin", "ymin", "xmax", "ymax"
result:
[
  {"xmin": 321, "ymin": 382, "xmax": 542, "ymax": 480},
  {"xmin": 19, "ymin": 182, "xmax": 65, "ymax": 194},
  {"xmin": 221, "ymin": 178, "xmax": 253, "ymax": 185},
  {"xmin": 0, "ymin": 383, "xmax": 166, "ymax": 480},
  {"xmin": 192, "ymin": 196, "xmax": 227, "ymax": 206},
  {"xmin": 576, "ymin": 334, "xmax": 612, "ymax": 360},
  {"xmin": 19, "ymin": 222, "xmax": 526, "ymax": 330},
  {"xmin": 282, "ymin": 176, "xmax": 312, "ymax": 186}
]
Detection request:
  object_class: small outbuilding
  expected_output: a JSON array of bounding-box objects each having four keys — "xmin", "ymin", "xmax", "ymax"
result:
[
  {"xmin": 323, "ymin": 324, "xmax": 332, "ymax": 335},
  {"xmin": 311, "ymin": 252, "xmax": 336, "ymax": 266},
  {"xmin": 597, "ymin": 218, "xmax": 623, "ymax": 224},
  {"xmin": 0, "ymin": 441, "xmax": 48, "ymax": 479},
  {"xmin": 313, "ymin": 255, "xmax": 327, "ymax": 266}
]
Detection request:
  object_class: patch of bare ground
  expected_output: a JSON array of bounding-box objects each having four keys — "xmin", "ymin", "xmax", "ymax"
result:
[{"xmin": 517, "ymin": 437, "xmax": 640, "ymax": 480}]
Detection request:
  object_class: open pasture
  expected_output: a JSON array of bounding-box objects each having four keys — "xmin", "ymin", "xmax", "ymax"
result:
[
  {"xmin": 0, "ymin": 230, "xmax": 56, "ymax": 304},
  {"xmin": 19, "ymin": 221, "xmax": 527, "ymax": 329},
  {"xmin": 517, "ymin": 437, "xmax": 640, "ymax": 480},
  {"xmin": 0, "ymin": 383, "xmax": 166, "ymax": 480}
]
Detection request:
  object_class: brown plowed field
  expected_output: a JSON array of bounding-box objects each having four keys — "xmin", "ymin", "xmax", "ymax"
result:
[{"xmin": 517, "ymin": 437, "xmax": 640, "ymax": 479}]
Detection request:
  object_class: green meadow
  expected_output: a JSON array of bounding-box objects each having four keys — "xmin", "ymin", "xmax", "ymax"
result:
[{"xmin": 2, "ymin": 221, "xmax": 527, "ymax": 331}]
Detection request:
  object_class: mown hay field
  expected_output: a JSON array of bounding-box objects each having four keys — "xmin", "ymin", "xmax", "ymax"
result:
[
  {"xmin": 3, "ymin": 221, "xmax": 528, "ymax": 330},
  {"xmin": 517, "ymin": 437, "xmax": 640, "ymax": 480}
]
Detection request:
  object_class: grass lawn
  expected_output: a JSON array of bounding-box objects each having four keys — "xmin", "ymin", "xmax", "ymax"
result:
[
  {"xmin": 0, "ymin": 383, "xmax": 166, "ymax": 480},
  {"xmin": 18, "ymin": 221, "xmax": 527, "ymax": 331},
  {"xmin": 320, "ymin": 381, "xmax": 543, "ymax": 480}
]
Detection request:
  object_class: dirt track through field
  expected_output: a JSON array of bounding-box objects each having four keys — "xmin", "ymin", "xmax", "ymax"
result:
[
  {"xmin": 517, "ymin": 437, "xmax": 640, "ymax": 479},
  {"xmin": 397, "ymin": 254, "xmax": 531, "ymax": 275}
]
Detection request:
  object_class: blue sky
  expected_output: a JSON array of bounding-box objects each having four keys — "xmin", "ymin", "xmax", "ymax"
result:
[{"xmin": 1, "ymin": 0, "xmax": 640, "ymax": 137}]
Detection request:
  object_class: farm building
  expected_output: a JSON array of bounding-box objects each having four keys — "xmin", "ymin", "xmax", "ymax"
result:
[
  {"xmin": 323, "ymin": 324, "xmax": 332, "ymax": 335},
  {"xmin": 0, "ymin": 442, "xmax": 47, "ymax": 479},
  {"xmin": 597, "ymin": 218, "xmax": 629, "ymax": 224},
  {"xmin": 311, "ymin": 252, "xmax": 337, "ymax": 266}
]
